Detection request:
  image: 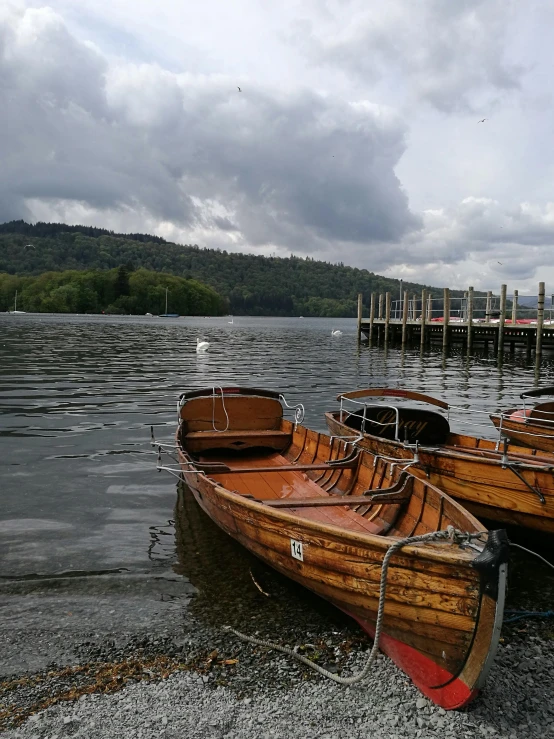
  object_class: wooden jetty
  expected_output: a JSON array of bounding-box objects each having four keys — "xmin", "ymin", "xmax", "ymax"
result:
[{"xmin": 357, "ymin": 282, "xmax": 554, "ymax": 355}]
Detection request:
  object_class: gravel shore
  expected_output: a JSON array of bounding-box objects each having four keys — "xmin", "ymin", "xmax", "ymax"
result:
[{"xmin": 1, "ymin": 608, "xmax": 554, "ymax": 739}]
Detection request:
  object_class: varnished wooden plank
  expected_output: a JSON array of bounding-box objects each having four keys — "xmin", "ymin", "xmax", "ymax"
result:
[
  {"xmin": 238, "ymin": 531, "xmax": 478, "ymax": 631},
  {"xmin": 212, "ymin": 457, "xmax": 385, "ymax": 535},
  {"xmin": 180, "ymin": 395, "xmax": 283, "ymax": 431},
  {"xmin": 256, "ymin": 494, "xmax": 404, "ymax": 508}
]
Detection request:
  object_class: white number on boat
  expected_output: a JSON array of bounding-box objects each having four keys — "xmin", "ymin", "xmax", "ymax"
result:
[{"xmin": 290, "ymin": 539, "xmax": 304, "ymax": 561}]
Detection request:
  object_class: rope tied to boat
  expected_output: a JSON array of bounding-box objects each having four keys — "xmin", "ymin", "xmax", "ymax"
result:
[
  {"xmin": 211, "ymin": 386, "xmax": 230, "ymax": 432},
  {"xmin": 223, "ymin": 527, "xmax": 486, "ymax": 686}
]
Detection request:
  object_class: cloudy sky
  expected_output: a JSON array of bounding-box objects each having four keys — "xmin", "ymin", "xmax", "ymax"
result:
[{"xmin": 2, "ymin": 1, "xmax": 553, "ymax": 292}]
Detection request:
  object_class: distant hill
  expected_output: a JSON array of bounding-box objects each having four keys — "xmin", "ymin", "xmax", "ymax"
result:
[{"xmin": 0, "ymin": 220, "xmax": 473, "ymax": 317}]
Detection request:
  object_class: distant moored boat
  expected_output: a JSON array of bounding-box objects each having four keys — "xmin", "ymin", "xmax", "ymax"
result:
[
  {"xmin": 159, "ymin": 287, "xmax": 180, "ymax": 318},
  {"xmin": 8, "ymin": 290, "xmax": 26, "ymax": 314}
]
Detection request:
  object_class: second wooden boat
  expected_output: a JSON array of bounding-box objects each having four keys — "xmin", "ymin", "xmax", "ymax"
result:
[
  {"xmin": 325, "ymin": 387, "xmax": 554, "ymax": 533},
  {"xmin": 490, "ymin": 386, "xmax": 554, "ymax": 454},
  {"xmin": 168, "ymin": 386, "xmax": 508, "ymax": 710}
]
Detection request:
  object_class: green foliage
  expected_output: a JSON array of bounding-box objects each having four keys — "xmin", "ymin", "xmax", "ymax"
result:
[
  {"xmin": 0, "ymin": 221, "xmax": 477, "ymax": 317},
  {"xmin": 0, "ymin": 267, "xmax": 226, "ymax": 315}
]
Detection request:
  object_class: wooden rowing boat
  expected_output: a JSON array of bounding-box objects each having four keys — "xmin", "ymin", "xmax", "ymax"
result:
[
  {"xmin": 490, "ymin": 386, "xmax": 554, "ymax": 454},
  {"xmin": 174, "ymin": 386, "xmax": 508, "ymax": 710},
  {"xmin": 325, "ymin": 388, "xmax": 554, "ymax": 533}
]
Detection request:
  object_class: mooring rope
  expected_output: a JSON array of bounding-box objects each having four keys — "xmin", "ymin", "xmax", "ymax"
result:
[
  {"xmin": 509, "ymin": 542, "xmax": 554, "ymax": 572},
  {"xmin": 223, "ymin": 526, "xmax": 485, "ymax": 685},
  {"xmin": 504, "ymin": 609, "xmax": 554, "ymax": 624}
]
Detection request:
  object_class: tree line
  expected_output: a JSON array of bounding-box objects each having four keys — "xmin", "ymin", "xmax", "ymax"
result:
[
  {"xmin": 0, "ymin": 266, "xmax": 227, "ymax": 315},
  {"xmin": 0, "ymin": 221, "xmax": 480, "ymax": 317}
]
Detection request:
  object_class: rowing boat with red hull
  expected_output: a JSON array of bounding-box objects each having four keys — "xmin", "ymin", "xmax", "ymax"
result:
[
  {"xmin": 173, "ymin": 386, "xmax": 508, "ymax": 709},
  {"xmin": 491, "ymin": 386, "xmax": 554, "ymax": 454}
]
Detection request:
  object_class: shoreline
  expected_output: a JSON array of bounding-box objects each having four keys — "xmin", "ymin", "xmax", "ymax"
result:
[{"xmin": 1, "ymin": 607, "xmax": 553, "ymax": 738}]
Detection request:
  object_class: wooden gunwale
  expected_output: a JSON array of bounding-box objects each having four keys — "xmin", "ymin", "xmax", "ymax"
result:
[
  {"xmin": 195, "ymin": 480, "xmax": 481, "ymax": 567},
  {"xmin": 490, "ymin": 410, "xmax": 554, "ymax": 454}
]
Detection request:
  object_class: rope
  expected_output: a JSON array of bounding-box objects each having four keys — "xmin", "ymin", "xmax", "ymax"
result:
[
  {"xmin": 211, "ymin": 386, "xmax": 230, "ymax": 432},
  {"xmin": 223, "ymin": 526, "xmax": 485, "ymax": 685},
  {"xmin": 510, "ymin": 543, "xmax": 554, "ymax": 572},
  {"xmin": 504, "ymin": 610, "xmax": 554, "ymax": 624}
]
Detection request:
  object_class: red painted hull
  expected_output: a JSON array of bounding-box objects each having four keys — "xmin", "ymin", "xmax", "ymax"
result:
[{"xmin": 349, "ymin": 614, "xmax": 476, "ymax": 709}]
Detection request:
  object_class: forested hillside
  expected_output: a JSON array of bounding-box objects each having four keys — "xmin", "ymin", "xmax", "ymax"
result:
[
  {"xmin": 0, "ymin": 267, "xmax": 226, "ymax": 315},
  {"xmin": 0, "ymin": 220, "xmax": 464, "ymax": 316}
]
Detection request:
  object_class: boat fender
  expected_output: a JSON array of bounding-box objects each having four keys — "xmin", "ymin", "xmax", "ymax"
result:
[
  {"xmin": 509, "ymin": 409, "xmax": 532, "ymax": 423},
  {"xmin": 472, "ymin": 530, "xmax": 510, "ymax": 600}
]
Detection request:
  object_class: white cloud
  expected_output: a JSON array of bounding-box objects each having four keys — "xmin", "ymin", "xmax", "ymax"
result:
[{"xmin": 299, "ymin": 0, "xmax": 524, "ymax": 113}]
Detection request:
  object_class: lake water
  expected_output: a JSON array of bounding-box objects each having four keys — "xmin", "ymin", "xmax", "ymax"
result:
[{"xmin": 1, "ymin": 313, "xmax": 553, "ymax": 638}]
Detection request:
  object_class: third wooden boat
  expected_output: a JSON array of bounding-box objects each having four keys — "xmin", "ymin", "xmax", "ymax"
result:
[{"xmin": 490, "ymin": 386, "xmax": 554, "ymax": 454}]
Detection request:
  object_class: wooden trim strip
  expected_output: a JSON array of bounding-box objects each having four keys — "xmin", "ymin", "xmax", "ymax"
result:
[
  {"xmin": 337, "ymin": 388, "xmax": 449, "ymax": 409},
  {"xmin": 260, "ymin": 494, "xmax": 410, "ymax": 508}
]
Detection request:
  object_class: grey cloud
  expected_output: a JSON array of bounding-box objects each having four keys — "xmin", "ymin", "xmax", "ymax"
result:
[
  {"xmin": 322, "ymin": 197, "xmax": 554, "ymax": 282},
  {"xmin": 0, "ymin": 6, "xmax": 420, "ymax": 254},
  {"xmin": 300, "ymin": 0, "xmax": 524, "ymax": 113}
]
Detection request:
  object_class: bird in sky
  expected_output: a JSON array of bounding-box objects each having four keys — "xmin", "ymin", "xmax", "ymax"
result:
[
  {"xmin": 478, "ymin": 119, "xmax": 487, "ymax": 123},
  {"xmin": 497, "ymin": 261, "xmax": 503, "ymax": 265},
  {"xmin": 237, "ymin": 86, "xmax": 241, "ymax": 92}
]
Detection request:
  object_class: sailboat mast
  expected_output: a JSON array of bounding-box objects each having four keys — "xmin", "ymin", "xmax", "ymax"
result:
[{"xmin": 165, "ymin": 287, "xmax": 168, "ymax": 314}]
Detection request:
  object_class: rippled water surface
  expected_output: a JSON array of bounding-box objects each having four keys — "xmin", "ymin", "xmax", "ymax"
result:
[{"xmin": 1, "ymin": 313, "xmax": 553, "ymax": 585}]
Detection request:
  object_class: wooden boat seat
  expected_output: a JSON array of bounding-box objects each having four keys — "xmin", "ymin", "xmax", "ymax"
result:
[{"xmin": 183, "ymin": 429, "xmax": 292, "ymax": 453}]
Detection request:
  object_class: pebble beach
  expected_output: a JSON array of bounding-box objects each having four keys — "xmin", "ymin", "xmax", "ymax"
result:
[{"xmin": 1, "ymin": 592, "xmax": 553, "ymax": 739}]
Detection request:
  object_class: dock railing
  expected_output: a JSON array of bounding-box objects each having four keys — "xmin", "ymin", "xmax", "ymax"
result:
[{"xmin": 358, "ymin": 282, "xmax": 551, "ymax": 354}]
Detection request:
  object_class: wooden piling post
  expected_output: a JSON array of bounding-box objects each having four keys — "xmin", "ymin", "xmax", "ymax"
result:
[
  {"xmin": 357, "ymin": 293, "xmax": 363, "ymax": 344},
  {"xmin": 536, "ymin": 281, "xmax": 545, "ymax": 355},
  {"xmin": 486, "ymin": 291, "xmax": 492, "ymax": 323},
  {"xmin": 369, "ymin": 293, "xmax": 375, "ymax": 344},
  {"xmin": 420, "ymin": 289, "xmax": 426, "ymax": 348},
  {"xmin": 402, "ymin": 290, "xmax": 409, "ymax": 345},
  {"xmin": 443, "ymin": 288, "xmax": 450, "ymax": 349},
  {"xmin": 378, "ymin": 294, "xmax": 384, "ymax": 320},
  {"xmin": 385, "ymin": 292, "xmax": 391, "ymax": 344},
  {"xmin": 412, "ymin": 294, "xmax": 417, "ymax": 321},
  {"xmin": 427, "ymin": 294, "xmax": 432, "ymax": 322},
  {"xmin": 498, "ymin": 284, "xmax": 507, "ymax": 355},
  {"xmin": 467, "ymin": 286, "xmax": 474, "ymax": 352},
  {"xmin": 511, "ymin": 289, "xmax": 518, "ymax": 325}
]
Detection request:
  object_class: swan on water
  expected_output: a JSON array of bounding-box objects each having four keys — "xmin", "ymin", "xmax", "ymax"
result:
[
  {"xmin": 331, "ymin": 328, "xmax": 343, "ymax": 337},
  {"xmin": 196, "ymin": 338, "xmax": 210, "ymax": 353},
  {"xmin": 228, "ymin": 317, "xmax": 234, "ymax": 324}
]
